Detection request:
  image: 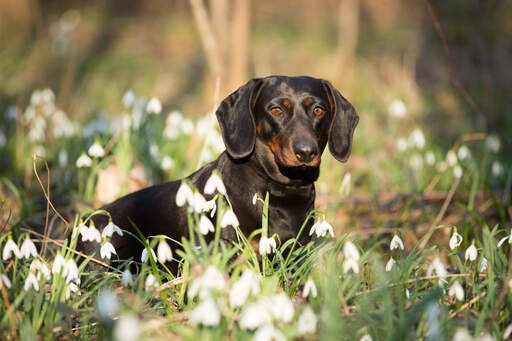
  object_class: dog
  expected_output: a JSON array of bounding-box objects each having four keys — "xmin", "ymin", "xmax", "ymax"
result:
[{"xmin": 78, "ymin": 75, "xmax": 359, "ymax": 270}]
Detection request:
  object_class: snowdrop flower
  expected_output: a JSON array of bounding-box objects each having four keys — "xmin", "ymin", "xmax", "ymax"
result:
[
  {"xmin": 24, "ymin": 272, "xmax": 39, "ymax": 291},
  {"xmin": 176, "ymin": 183, "xmax": 193, "ymax": 207},
  {"xmin": 141, "ymin": 247, "xmax": 156, "ymax": 263},
  {"xmin": 204, "ymin": 173, "xmax": 226, "ymax": 195},
  {"xmin": 390, "ymin": 234, "xmax": 404, "ymax": 250},
  {"xmin": 65, "ymin": 281, "xmax": 80, "ymax": 300},
  {"xmin": 189, "ymin": 298, "xmax": 221, "ymax": 326},
  {"xmin": 76, "ymin": 153, "xmax": 92, "ymax": 168},
  {"xmin": 426, "ymin": 303, "xmax": 441, "ymax": 341},
  {"xmin": 457, "ymin": 145, "xmax": 470, "ymax": 160},
  {"xmin": 2, "ymin": 238, "xmax": 21, "ymax": 260},
  {"xmin": 78, "ymin": 222, "xmax": 89, "ymax": 240},
  {"xmin": 504, "ymin": 323, "xmax": 512, "ymax": 339},
  {"xmin": 188, "ymin": 265, "xmax": 226, "ymax": 299},
  {"xmin": 191, "ymin": 192, "xmax": 208, "ymax": 213},
  {"xmin": 339, "ymin": 172, "xmax": 351, "ymax": 196},
  {"xmin": 396, "ymin": 137, "xmax": 408, "ymax": 152},
  {"xmin": 199, "ymin": 215, "xmax": 215, "ymax": 235},
  {"xmin": 492, "ymin": 161, "xmax": 504, "ymax": 177},
  {"xmin": 145, "ymin": 274, "xmax": 158, "ymax": 289},
  {"xmin": 0, "ymin": 273, "xmax": 12, "ymax": 289},
  {"xmin": 465, "ymin": 244, "xmax": 477, "ymax": 262},
  {"xmin": 100, "ymin": 242, "xmax": 117, "ymax": 260},
  {"xmin": 343, "ymin": 257, "xmax": 360, "ymax": 274},
  {"xmin": 309, "ymin": 220, "xmax": 334, "ymax": 238},
  {"xmin": 114, "ymin": 314, "xmax": 141, "ymax": 341},
  {"xmin": 157, "ymin": 240, "xmax": 173, "ymax": 263},
  {"xmin": 360, "ymin": 335, "xmax": 373, "ymax": 341},
  {"xmin": 102, "ymin": 221, "xmax": 123, "ymax": 238},
  {"xmin": 252, "ymin": 193, "xmax": 258, "ymax": 205},
  {"xmin": 96, "ymin": 289, "xmax": 119, "ymax": 321},
  {"xmin": 146, "ymin": 97, "xmax": 162, "ymax": 114},
  {"xmin": 88, "ymin": 141, "xmax": 105, "ymax": 158},
  {"xmin": 448, "ymin": 281, "xmax": 464, "ymax": 301},
  {"xmin": 65, "ymin": 259, "xmax": 79, "ymax": 283},
  {"xmin": 229, "ymin": 270, "xmax": 261, "ymax": 308},
  {"xmin": 409, "ymin": 128, "xmax": 425, "ymax": 149},
  {"xmin": 449, "ymin": 230, "xmax": 463, "ymax": 250},
  {"xmin": 303, "ymin": 278, "xmax": 317, "ymax": 298},
  {"xmin": 427, "ymin": 257, "xmax": 447, "ymax": 285},
  {"xmin": 485, "ymin": 135, "xmax": 500, "ymax": 153},
  {"xmin": 160, "ymin": 156, "xmax": 175, "ymax": 171},
  {"xmin": 452, "ymin": 328, "xmax": 473, "ymax": 341},
  {"xmin": 453, "ymin": 165, "xmax": 463, "ymax": 179},
  {"xmin": 498, "ymin": 231, "xmax": 512, "ymax": 247},
  {"xmin": 121, "ymin": 269, "xmax": 134, "ymax": 287},
  {"xmin": 88, "ymin": 223, "xmax": 102, "ymax": 243},
  {"xmin": 298, "ymin": 308, "xmax": 318, "ymax": 334},
  {"xmin": 406, "ymin": 289, "xmax": 410, "ymax": 299},
  {"xmin": 343, "ymin": 241, "xmax": 360, "ymax": 260},
  {"xmin": 30, "ymin": 259, "xmax": 51, "ymax": 281},
  {"xmin": 446, "ymin": 150, "xmax": 458, "ymax": 167},
  {"xmin": 240, "ymin": 301, "xmax": 272, "ymax": 330},
  {"xmin": 122, "ymin": 90, "xmax": 136, "ymax": 108},
  {"xmin": 270, "ymin": 294, "xmax": 295, "ymax": 322},
  {"xmin": 254, "ymin": 325, "xmax": 285, "ymax": 341},
  {"xmin": 221, "ymin": 209, "xmax": 239, "ymax": 228},
  {"xmin": 58, "ymin": 149, "xmax": 68, "ymax": 167},
  {"xmin": 259, "ymin": 236, "xmax": 277, "ymax": 256},
  {"xmin": 52, "ymin": 254, "xmax": 66, "ymax": 275},
  {"xmin": 425, "ymin": 151, "xmax": 436, "ymax": 165},
  {"xmin": 479, "ymin": 257, "xmax": 488, "ymax": 272},
  {"xmin": 385, "ymin": 258, "xmax": 396, "ymax": 272},
  {"xmin": 388, "ymin": 99, "xmax": 406, "ymax": 118}
]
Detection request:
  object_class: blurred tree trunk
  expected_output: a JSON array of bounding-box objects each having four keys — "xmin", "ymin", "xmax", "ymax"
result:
[
  {"xmin": 334, "ymin": 0, "xmax": 359, "ymax": 83},
  {"xmin": 227, "ymin": 0, "xmax": 250, "ymax": 93}
]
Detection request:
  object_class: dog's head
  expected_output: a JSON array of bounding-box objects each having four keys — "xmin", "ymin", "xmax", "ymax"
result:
[{"xmin": 216, "ymin": 75, "xmax": 359, "ymax": 185}]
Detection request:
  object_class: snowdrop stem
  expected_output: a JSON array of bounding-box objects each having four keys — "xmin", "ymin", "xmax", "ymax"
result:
[
  {"xmin": 262, "ymin": 192, "xmax": 270, "ymax": 275},
  {"xmin": 213, "ymin": 197, "xmax": 224, "ymax": 255},
  {"xmin": 186, "ymin": 209, "xmax": 196, "ymax": 250},
  {"xmin": 284, "ymin": 210, "xmax": 317, "ymax": 266}
]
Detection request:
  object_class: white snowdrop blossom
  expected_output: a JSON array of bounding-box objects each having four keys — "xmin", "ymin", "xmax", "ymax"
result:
[
  {"xmin": 389, "ymin": 99, "xmax": 406, "ymax": 118},
  {"xmin": 342, "ymin": 241, "xmax": 360, "ymax": 274},
  {"xmin": 2, "ymin": 238, "xmax": 20, "ymax": 260},
  {"xmin": 303, "ymin": 278, "xmax": 318, "ymax": 298},
  {"xmin": 188, "ymin": 266, "xmax": 226, "ymax": 299},
  {"xmin": 259, "ymin": 236, "xmax": 277, "ymax": 256},
  {"xmin": 427, "ymin": 257, "xmax": 447, "ymax": 285},
  {"xmin": 157, "ymin": 240, "xmax": 173, "ymax": 263},
  {"xmin": 448, "ymin": 281, "xmax": 464, "ymax": 301},
  {"xmin": 145, "ymin": 274, "xmax": 158, "ymax": 289},
  {"xmin": 203, "ymin": 199, "xmax": 217, "ymax": 218},
  {"xmin": 343, "ymin": 257, "xmax": 360, "ymax": 274},
  {"xmin": 457, "ymin": 145, "xmax": 470, "ymax": 160},
  {"xmin": 504, "ymin": 324, "xmax": 512, "ymax": 339},
  {"xmin": 446, "ymin": 150, "xmax": 458, "ymax": 167},
  {"xmin": 199, "ymin": 215, "xmax": 215, "ymax": 235},
  {"xmin": 189, "ymin": 298, "xmax": 221, "ymax": 326},
  {"xmin": 254, "ymin": 325, "xmax": 286, "ymax": 341},
  {"xmin": 360, "ymin": 335, "xmax": 373, "ymax": 341},
  {"xmin": 485, "ymin": 135, "xmax": 500, "ymax": 153},
  {"xmin": 479, "ymin": 257, "xmax": 488, "ymax": 272},
  {"xmin": 453, "ymin": 165, "xmax": 463, "ymax": 179},
  {"xmin": 114, "ymin": 314, "xmax": 141, "ymax": 341},
  {"xmin": 141, "ymin": 247, "xmax": 156, "ymax": 263},
  {"xmin": 449, "ymin": 230, "xmax": 463, "ymax": 250},
  {"xmin": 0, "ymin": 273, "xmax": 12, "ymax": 289},
  {"xmin": 425, "ymin": 151, "xmax": 436, "ymax": 165},
  {"xmin": 298, "ymin": 308, "xmax": 318, "ymax": 334},
  {"xmin": 452, "ymin": 328, "xmax": 473, "ymax": 341},
  {"xmin": 396, "ymin": 137, "xmax": 408, "ymax": 152},
  {"xmin": 269, "ymin": 294, "xmax": 295, "ymax": 323},
  {"xmin": 160, "ymin": 156, "xmax": 175, "ymax": 171},
  {"xmin": 87, "ymin": 224, "xmax": 102, "ymax": 243},
  {"xmin": 65, "ymin": 281, "xmax": 80, "ymax": 300},
  {"xmin": 465, "ymin": 244, "xmax": 477, "ymax": 262},
  {"xmin": 20, "ymin": 237, "xmax": 38, "ymax": 259},
  {"xmin": 102, "ymin": 221, "xmax": 123, "ymax": 238},
  {"xmin": 498, "ymin": 231, "xmax": 512, "ymax": 247},
  {"xmin": 409, "ymin": 128, "xmax": 425, "ymax": 149},
  {"xmin": 309, "ymin": 220, "xmax": 334, "ymax": 238},
  {"xmin": 220, "ymin": 209, "xmax": 239, "ymax": 228},
  {"xmin": 146, "ymin": 97, "xmax": 162, "ymax": 114},
  {"xmin": 386, "ymin": 258, "xmax": 396, "ymax": 272},
  {"xmin": 30, "ymin": 260, "xmax": 51, "ymax": 281},
  {"xmin": 122, "ymin": 90, "xmax": 136, "ymax": 108},
  {"xmin": 76, "ymin": 153, "xmax": 92, "ymax": 168},
  {"xmin": 24, "ymin": 273, "xmax": 39, "ymax": 291},
  {"xmin": 492, "ymin": 161, "xmax": 504, "ymax": 177},
  {"xmin": 52, "ymin": 254, "xmax": 66, "ymax": 275},
  {"xmin": 121, "ymin": 269, "xmax": 134, "ymax": 287},
  {"xmin": 88, "ymin": 142, "xmax": 105, "ymax": 158},
  {"xmin": 240, "ymin": 301, "xmax": 272, "ymax": 330},
  {"xmin": 97, "ymin": 289, "xmax": 119, "ymax": 321},
  {"xmin": 204, "ymin": 173, "xmax": 226, "ymax": 195},
  {"xmin": 229, "ymin": 270, "xmax": 261, "ymax": 308},
  {"xmin": 176, "ymin": 183, "xmax": 194, "ymax": 207},
  {"xmin": 390, "ymin": 234, "xmax": 404, "ymax": 250},
  {"xmin": 65, "ymin": 259, "xmax": 79, "ymax": 283},
  {"xmin": 100, "ymin": 242, "xmax": 117, "ymax": 260},
  {"xmin": 339, "ymin": 172, "xmax": 351, "ymax": 196},
  {"xmin": 252, "ymin": 193, "xmax": 258, "ymax": 205}
]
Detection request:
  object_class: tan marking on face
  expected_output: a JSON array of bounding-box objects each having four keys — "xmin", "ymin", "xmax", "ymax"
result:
[
  {"xmin": 256, "ymin": 123, "xmax": 262, "ymax": 137},
  {"xmin": 266, "ymin": 136, "xmax": 321, "ymax": 167},
  {"xmin": 282, "ymin": 99, "xmax": 291, "ymax": 109},
  {"xmin": 304, "ymin": 97, "xmax": 313, "ymax": 106}
]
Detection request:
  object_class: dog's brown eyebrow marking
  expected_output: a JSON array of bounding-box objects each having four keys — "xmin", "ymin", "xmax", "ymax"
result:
[
  {"xmin": 304, "ymin": 97, "xmax": 313, "ymax": 106},
  {"xmin": 282, "ymin": 99, "xmax": 291, "ymax": 109}
]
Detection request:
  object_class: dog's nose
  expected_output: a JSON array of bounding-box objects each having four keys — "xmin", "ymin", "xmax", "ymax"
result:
[{"xmin": 293, "ymin": 141, "xmax": 319, "ymax": 163}]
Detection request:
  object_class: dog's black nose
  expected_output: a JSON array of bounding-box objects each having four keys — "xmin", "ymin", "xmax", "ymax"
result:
[{"xmin": 294, "ymin": 141, "xmax": 319, "ymax": 163}]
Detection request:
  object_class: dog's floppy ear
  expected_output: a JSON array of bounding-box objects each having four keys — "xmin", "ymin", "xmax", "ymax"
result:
[
  {"xmin": 322, "ymin": 80, "xmax": 359, "ymax": 163},
  {"xmin": 216, "ymin": 78, "xmax": 263, "ymax": 159}
]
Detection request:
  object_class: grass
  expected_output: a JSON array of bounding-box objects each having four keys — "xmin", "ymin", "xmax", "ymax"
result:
[{"xmin": 0, "ymin": 87, "xmax": 510, "ymax": 341}]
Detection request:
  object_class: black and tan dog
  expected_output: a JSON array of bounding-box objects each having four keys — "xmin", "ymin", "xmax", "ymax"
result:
[{"xmin": 78, "ymin": 75, "xmax": 358, "ymax": 268}]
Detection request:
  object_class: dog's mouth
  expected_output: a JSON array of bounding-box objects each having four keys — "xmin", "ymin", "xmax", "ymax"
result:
[{"xmin": 275, "ymin": 161, "xmax": 320, "ymax": 183}]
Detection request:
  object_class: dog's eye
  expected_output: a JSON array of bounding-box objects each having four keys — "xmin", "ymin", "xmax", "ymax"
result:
[
  {"xmin": 313, "ymin": 107, "xmax": 324, "ymax": 116},
  {"xmin": 270, "ymin": 107, "xmax": 283, "ymax": 116}
]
